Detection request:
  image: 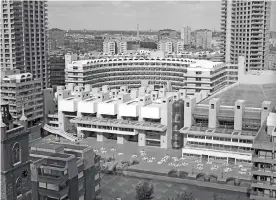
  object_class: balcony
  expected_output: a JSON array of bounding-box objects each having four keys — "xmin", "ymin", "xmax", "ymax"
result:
[
  {"xmin": 38, "ymin": 174, "xmax": 69, "ymax": 185},
  {"xmin": 251, "ymin": 191, "xmax": 276, "ymax": 200},
  {"xmin": 38, "ymin": 187, "xmax": 69, "ymax": 199}
]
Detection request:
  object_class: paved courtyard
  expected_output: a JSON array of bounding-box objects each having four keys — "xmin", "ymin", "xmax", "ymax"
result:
[
  {"xmin": 42, "ymin": 136, "xmax": 252, "ymax": 181},
  {"xmin": 100, "ymin": 174, "xmax": 250, "ymax": 200}
]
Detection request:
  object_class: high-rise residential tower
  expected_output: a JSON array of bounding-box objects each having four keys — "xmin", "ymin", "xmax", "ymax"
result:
[
  {"xmin": 195, "ymin": 30, "xmax": 212, "ymax": 49},
  {"xmin": 221, "ymin": 0, "xmax": 271, "ymax": 71},
  {"xmin": 181, "ymin": 26, "xmax": 191, "ymax": 45},
  {"xmin": 0, "ymin": 0, "xmax": 48, "ymax": 88}
]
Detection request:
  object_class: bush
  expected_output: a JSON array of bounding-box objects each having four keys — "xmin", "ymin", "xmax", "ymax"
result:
[{"xmin": 135, "ymin": 180, "xmax": 154, "ymax": 200}]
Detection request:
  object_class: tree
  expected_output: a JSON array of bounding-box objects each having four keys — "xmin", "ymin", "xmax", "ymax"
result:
[
  {"xmin": 168, "ymin": 192, "xmax": 195, "ymax": 200},
  {"xmin": 135, "ymin": 180, "xmax": 154, "ymax": 200}
]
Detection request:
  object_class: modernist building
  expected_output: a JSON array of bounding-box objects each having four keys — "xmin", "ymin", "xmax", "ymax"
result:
[
  {"xmin": 221, "ymin": 0, "xmax": 271, "ymax": 70},
  {"xmin": 158, "ymin": 40, "xmax": 174, "ymax": 53},
  {"xmin": 158, "ymin": 29, "xmax": 177, "ymax": 41},
  {"xmin": 181, "ymin": 26, "xmax": 191, "ymax": 45},
  {"xmin": 195, "ymin": 30, "xmax": 212, "ymax": 49},
  {"xmin": 65, "ymin": 54, "xmax": 228, "ymax": 95},
  {"xmin": 30, "ymin": 140, "xmax": 101, "ymax": 200},
  {"xmin": 0, "ymin": 71, "xmax": 43, "ymax": 127},
  {"xmin": 176, "ymin": 41, "xmax": 185, "ymax": 54},
  {"xmin": 1, "ymin": 102, "xmax": 32, "ymax": 200},
  {"xmin": 0, "ymin": 0, "xmax": 49, "ymax": 88},
  {"xmin": 117, "ymin": 41, "xmax": 127, "ymax": 54},
  {"xmin": 103, "ymin": 40, "xmax": 116, "ymax": 55},
  {"xmin": 49, "ymin": 54, "xmax": 66, "ymax": 89},
  {"xmin": 180, "ymin": 57, "xmax": 276, "ymax": 165},
  {"xmin": 45, "ymin": 81, "xmax": 210, "ymax": 149}
]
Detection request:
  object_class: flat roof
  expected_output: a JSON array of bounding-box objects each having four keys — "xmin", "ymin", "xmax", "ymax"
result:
[
  {"xmin": 201, "ymin": 83, "xmax": 276, "ymax": 108},
  {"xmin": 30, "ymin": 142, "xmax": 64, "ymax": 151}
]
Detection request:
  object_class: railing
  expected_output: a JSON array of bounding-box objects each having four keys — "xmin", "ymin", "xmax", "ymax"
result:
[{"xmin": 43, "ymin": 124, "xmax": 78, "ymax": 142}]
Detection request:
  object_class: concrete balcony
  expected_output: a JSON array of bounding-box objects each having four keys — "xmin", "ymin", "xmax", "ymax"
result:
[
  {"xmin": 141, "ymin": 106, "xmax": 161, "ymax": 119},
  {"xmin": 58, "ymin": 98, "xmax": 78, "ymax": 112},
  {"xmin": 38, "ymin": 187, "xmax": 69, "ymax": 199},
  {"xmin": 250, "ymin": 191, "xmax": 276, "ymax": 200},
  {"xmin": 38, "ymin": 174, "xmax": 69, "ymax": 185},
  {"xmin": 251, "ymin": 179, "xmax": 276, "ymax": 190},
  {"xmin": 118, "ymin": 102, "xmax": 139, "ymax": 117},
  {"xmin": 98, "ymin": 100, "xmax": 118, "ymax": 115}
]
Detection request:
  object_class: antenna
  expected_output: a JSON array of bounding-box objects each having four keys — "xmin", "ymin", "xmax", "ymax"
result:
[{"xmin": 137, "ymin": 24, "xmax": 140, "ymax": 39}]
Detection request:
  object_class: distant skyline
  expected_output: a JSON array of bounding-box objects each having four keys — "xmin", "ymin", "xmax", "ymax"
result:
[{"xmin": 48, "ymin": 1, "xmax": 276, "ymax": 32}]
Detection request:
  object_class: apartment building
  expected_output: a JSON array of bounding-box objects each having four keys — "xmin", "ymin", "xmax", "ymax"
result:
[
  {"xmin": 49, "ymin": 54, "xmax": 66, "ymax": 89},
  {"xmin": 103, "ymin": 40, "xmax": 116, "ymax": 55},
  {"xmin": 251, "ymin": 111, "xmax": 276, "ymax": 199},
  {"xmin": 184, "ymin": 60, "xmax": 227, "ymax": 95},
  {"xmin": 181, "ymin": 26, "xmax": 192, "ymax": 45},
  {"xmin": 196, "ymin": 30, "xmax": 212, "ymax": 49},
  {"xmin": 117, "ymin": 41, "xmax": 127, "ymax": 54},
  {"xmin": 221, "ymin": 0, "xmax": 271, "ymax": 70},
  {"xmin": 158, "ymin": 40, "xmax": 174, "ymax": 53},
  {"xmin": 30, "ymin": 141, "xmax": 101, "ymax": 200},
  {"xmin": 65, "ymin": 54, "xmax": 229, "ymax": 95},
  {"xmin": 0, "ymin": 70, "xmax": 43, "ymax": 127},
  {"xmin": 176, "ymin": 41, "xmax": 185, "ymax": 54},
  {"xmin": 1, "ymin": 102, "xmax": 32, "ymax": 200},
  {"xmin": 0, "ymin": 0, "xmax": 49, "ymax": 88}
]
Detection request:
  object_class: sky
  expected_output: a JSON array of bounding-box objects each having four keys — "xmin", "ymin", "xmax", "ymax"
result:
[{"xmin": 48, "ymin": 1, "xmax": 276, "ymax": 31}]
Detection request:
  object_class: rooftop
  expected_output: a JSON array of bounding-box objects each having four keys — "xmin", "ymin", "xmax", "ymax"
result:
[{"xmin": 201, "ymin": 83, "xmax": 276, "ymax": 108}]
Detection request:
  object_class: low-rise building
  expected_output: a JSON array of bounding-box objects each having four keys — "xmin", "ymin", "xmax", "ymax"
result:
[
  {"xmin": 179, "ymin": 56, "xmax": 276, "ymax": 165},
  {"xmin": 30, "ymin": 140, "xmax": 101, "ymax": 200},
  {"xmin": 45, "ymin": 81, "xmax": 210, "ymax": 149}
]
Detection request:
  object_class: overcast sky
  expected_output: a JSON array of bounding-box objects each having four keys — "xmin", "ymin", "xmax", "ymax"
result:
[{"xmin": 48, "ymin": 1, "xmax": 276, "ymax": 31}]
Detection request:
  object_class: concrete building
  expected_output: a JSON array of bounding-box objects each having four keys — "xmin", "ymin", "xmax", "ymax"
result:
[
  {"xmin": 181, "ymin": 26, "xmax": 191, "ymax": 45},
  {"xmin": 117, "ymin": 41, "xmax": 127, "ymax": 54},
  {"xmin": 1, "ymin": 102, "xmax": 32, "ymax": 200},
  {"xmin": 251, "ymin": 110, "xmax": 276, "ymax": 199},
  {"xmin": 176, "ymin": 41, "xmax": 185, "ymax": 54},
  {"xmin": 65, "ymin": 55, "xmax": 229, "ymax": 95},
  {"xmin": 0, "ymin": 0, "xmax": 49, "ymax": 88},
  {"xmin": 103, "ymin": 40, "xmax": 116, "ymax": 55},
  {"xmin": 221, "ymin": 0, "xmax": 271, "ymax": 70},
  {"xmin": 158, "ymin": 29, "xmax": 177, "ymax": 41},
  {"xmin": 196, "ymin": 30, "xmax": 212, "ymax": 49},
  {"xmin": 158, "ymin": 40, "xmax": 174, "ymax": 53},
  {"xmin": 49, "ymin": 54, "xmax": 66, "ymax": 89},
  {"xmin": 180, "ymin": 56, "xmax": 276, "ymax": 165},
  {"xmin": 44, "ymin": 81, "xmax": 211, "ymax": 149},
  {"xmin": 1, "ymin": 70, "xmax": 43, "ymax": 128},
  {"xmin": 30, "ymin": 141, "xmax": 101, "ymax": 200}
]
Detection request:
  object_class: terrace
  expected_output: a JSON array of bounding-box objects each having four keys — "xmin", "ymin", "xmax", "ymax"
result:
[
  {"xmin": 180, "ymin": 126, "xmax": 257, "ymax": 139},
  {"xmin": 200, "ymin": 83, "xmax": 276, "ymax": 108},
  {"xmin": 71, "ymin": 116, "xmax": 167, "ymax": 132}
]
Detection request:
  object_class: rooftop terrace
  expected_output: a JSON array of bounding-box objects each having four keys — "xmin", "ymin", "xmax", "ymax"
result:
[{"xmin": 201, "ymin": 83, "xmax": 276, "ymax": 108}]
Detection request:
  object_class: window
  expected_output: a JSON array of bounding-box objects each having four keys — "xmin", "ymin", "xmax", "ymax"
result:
[
  {"xmin": 16, "ymin": 178, "xmax": 22, "ymax": 196},
  {"xmin": 95, "ymin": 173, "xmax": 100, "ymax": 181},
  {"xmin": 186, "ymin": 102, "xmax": 190, "ymax": 107},
  {"xmin": 237, "ymin": 105, "xmax": 240, "ymax": 109},
  {"xmin": 95, "ymin": 184, "xmax": 100, "ymax": 192},
  {"xmin": 12, "ymin": 143, "xmax": 21, "ymax": 165},
  {"xmin": 78, "ymin": 171, "xmax": 84, "ymax": 179},
  {"xmin": 211, "ymin": 104, "xmax": 214, "ymax": 109}
]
